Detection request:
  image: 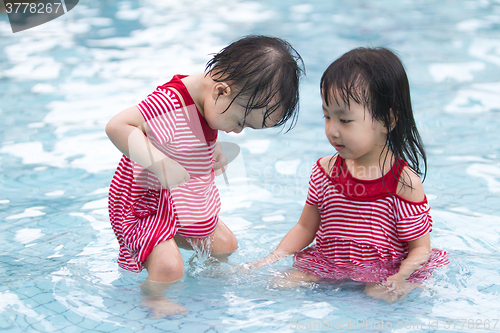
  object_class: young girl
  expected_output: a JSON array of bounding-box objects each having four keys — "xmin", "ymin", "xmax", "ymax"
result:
[
  {"xmin": 249, "ymin": 47, "xmax": 448, "ymax": 303},
  {"xmin": 106, "ymin": 35, "xmax": 303, "ymax": 314}
]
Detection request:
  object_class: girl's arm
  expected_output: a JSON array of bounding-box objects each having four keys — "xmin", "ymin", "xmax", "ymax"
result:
[
  {"xmin": 384, "ymin": 166, "xmax": 431, "ymax": 287},
  {"xmin": 212, "ymin": 141, "xmax": 228, "ymax": 176},
  {"xmin": 106, "ymin": 106, "xmax": 190, "ymax": 189},
  {"xmin": 385, "ymin": 233, "xmax": 431, "ymax": 284},
  {"xmin": 247, "ymin": 204, "xmax": 321, "ymax": 269},
  {"xmin": 366, "ymin": 234, "xmax": 430, "ymax": 302}
]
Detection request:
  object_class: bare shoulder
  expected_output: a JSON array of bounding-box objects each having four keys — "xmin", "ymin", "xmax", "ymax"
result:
[
  {"xmin": 319, "ymin": 155, "xmax": 337, "ymax": 174},
  {"xmin": 397, "ymin": 166, "xmax": 426, "ymax": 202}
]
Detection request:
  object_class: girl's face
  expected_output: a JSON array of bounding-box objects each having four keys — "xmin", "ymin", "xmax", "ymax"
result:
[
  {"xmin": 203, "ymin": 84, "xmax": 280, "ymax": 133},
  {"xmin": 322, "ymin": 91, "xmax": 388, "ymax": 166},
  {"xmin": 207, "ymin": 100, "xmax": 265, "ymax": 133}
]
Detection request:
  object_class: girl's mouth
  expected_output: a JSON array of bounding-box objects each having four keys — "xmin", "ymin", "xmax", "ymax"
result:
[{"xmin": 334, "ymin": 144, "xmax": 345, "ymax": 151}]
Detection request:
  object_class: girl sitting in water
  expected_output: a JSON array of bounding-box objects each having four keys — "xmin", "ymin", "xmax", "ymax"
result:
[
  {"xmin": 106, "ymin": 35, "xmax": 303, "ymax": 315},
  {"xmin": 249, "ymin": 47, "xmax": 448, "ymax": 303}
]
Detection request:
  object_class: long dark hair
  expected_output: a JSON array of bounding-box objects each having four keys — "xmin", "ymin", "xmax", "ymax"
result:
[
  {"xmin": 206, "ymin": 35, "xmax": 304, "ymax": 131},
  {"xmin": 321, "ymin": 47, "xmax": 427, "ymax": 183}
]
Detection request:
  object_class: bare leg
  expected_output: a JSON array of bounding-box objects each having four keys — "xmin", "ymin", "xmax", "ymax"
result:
[
  {"xmin": 141, "ymin": 239, "xmax": 187, "ymax": 317},
  {"xmin": 173, "ymin": 233, "xmax": 193, "ymax": 251},
  {"xmin": 174, "ymin": 219, "xmax": 238, "ymax": 262},
  {"xmin": 270, "ymin": 269, "xmax": 322, "ymax": 288},
  {"xmin": 210, "ymin": 219, "xmax": 238, "ymax": 261},
  {"xmin": 144, "ymin": 238, "xmax": 184, "ymax": 282}
]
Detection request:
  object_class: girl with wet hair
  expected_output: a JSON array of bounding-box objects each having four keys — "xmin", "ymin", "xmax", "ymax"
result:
[
  {"xmin": 106, "ymin": 35, "xmax": 303, "ymax": 315},
  {"xmin": 249, "ymin": 47, "xmax": 448, "ymax": 303}
]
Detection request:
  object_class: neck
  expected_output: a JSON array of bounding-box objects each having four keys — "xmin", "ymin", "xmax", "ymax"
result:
[
  {"xmin": 181, "ymin": 73, "xmax": 212, "ymax": 117},
  {"xmin": 344, "ymin": 146, "xmax": 394, "ymax": 180}
]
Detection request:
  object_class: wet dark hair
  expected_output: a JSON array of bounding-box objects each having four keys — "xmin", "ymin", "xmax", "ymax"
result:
[
  {"xmin": 205, "ymin": 35, "xmax": 304, "ymax": 131},
  {"xmin": 321, "ymin": 47, "xmax": 427, "ymax": 183}
]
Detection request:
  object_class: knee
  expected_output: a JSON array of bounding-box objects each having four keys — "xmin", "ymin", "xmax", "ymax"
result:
[
  {"xmin": 211, "ymin": 220, "xmax": 238, "ymax": 255},
  {"xmin": 147, "ymin": 259, "xmax": 184, "ymax": 283},
  {"xmin": 145, "ymin": 241, "xmax": 185, "ymax": 283},
  {"xmin": 212, "ymin": 231, "xmax": 238, "ymax": 257},
  {"xmin": 225, "ymin": 232, "xmax": 238, "ymax": 253}
]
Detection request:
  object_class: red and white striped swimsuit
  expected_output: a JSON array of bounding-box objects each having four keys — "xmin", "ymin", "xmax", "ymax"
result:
[
  {"xmin": 294, "ymin": 156, "xmax": 449, "ymax": 283},
  {"xmin": 108, "ymin": 75, "xmax": 221, "ymax": 273}
]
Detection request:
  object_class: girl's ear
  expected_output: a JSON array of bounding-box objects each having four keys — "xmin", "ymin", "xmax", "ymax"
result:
[
  {"xmin": 388, "ymin": 109, "xmax": 397, "ymax": 132},
  {"xmin": 381, "ymin": 109, "xmax": 397, "ymax": 134},
  {"xmin": 212, "ymin": 82, "xmax": 231, "ymax": 100}
]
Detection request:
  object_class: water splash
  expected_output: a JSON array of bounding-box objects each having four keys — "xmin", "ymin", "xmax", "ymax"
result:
[{"xmin": 185, "ymin": 234, "xmax": 220, "ymax": 276}]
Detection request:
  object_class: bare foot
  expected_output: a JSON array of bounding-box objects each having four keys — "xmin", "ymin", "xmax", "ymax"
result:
[
  {"xmin": 141, "ymin": 296, "xmax": 188, "ymax": 318},
  {"xmin": 140, "ymin": 280, "xmax": 188, "ymax": 318},
  {"xmin": 365, "ymin": 281, "xmax": 423, "ymax": 303}
]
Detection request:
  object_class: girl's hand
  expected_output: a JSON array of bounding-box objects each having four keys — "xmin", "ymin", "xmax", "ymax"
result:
[
  {"xmin": 365, "ymin": 234, "xmax": 431, "ymax": 303},
  {"xmin": 213, "ymin": 141, "xmax": 228, "ymax": 176},
  {"xmin": 365, "ymin": 274, "xmax": 422, "ymax": 303},
  {"xmin": 245, "ymin": 204, "xmax": 321, "ymax": 270},
  {"xmin": 245, "ymin": 251, "xmax": 288, "ymax": 270},
  {"xmin": 380, "ymin": 273, "xmax": 408, "ymax": 295},
  {"xmin": 150, "ymin": 159, "xmax": 190, "ymax": 189}
]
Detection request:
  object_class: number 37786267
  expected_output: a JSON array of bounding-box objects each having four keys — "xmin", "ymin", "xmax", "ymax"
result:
[{"xmin": 5, "ymin": 2, "xmax": 62, "ymax": 14}]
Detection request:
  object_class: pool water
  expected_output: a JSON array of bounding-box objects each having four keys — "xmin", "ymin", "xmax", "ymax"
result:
[{"xmin": 1, "ymin": 0, "xmax": 500, "ymax": 332}]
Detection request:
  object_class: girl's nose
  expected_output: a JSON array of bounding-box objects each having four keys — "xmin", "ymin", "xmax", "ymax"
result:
[{"xmin": 327, "ymin": 123, "xmax": 339, "ymax": 138}]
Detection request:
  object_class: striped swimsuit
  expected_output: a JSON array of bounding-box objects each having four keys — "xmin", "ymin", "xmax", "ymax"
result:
[
  {"xmin": 108, "ymin": 75, "xmax": 220, "ymax": 273},
  {"xmin": 293, "ymin": 156, "xmax": 449, "ymax": 283}
]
